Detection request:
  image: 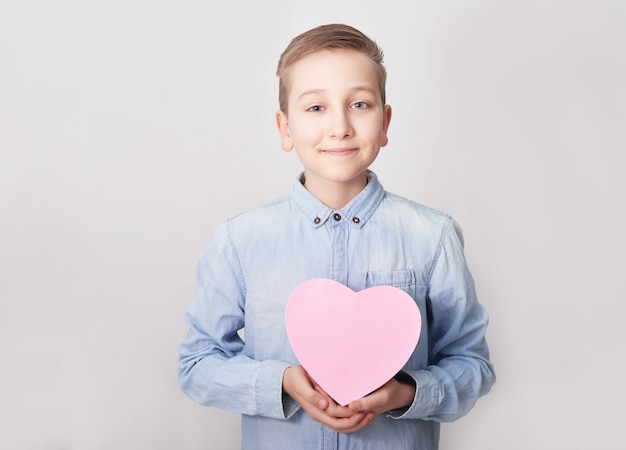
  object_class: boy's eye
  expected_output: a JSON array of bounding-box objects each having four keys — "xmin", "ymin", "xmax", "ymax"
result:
[
  {"xmin": 307, "ymin": 105, "xmax": 323, "ymax": 112},
  {"xmin": 351, "ymin": 101, "xmax": 369, "ymax": 109}
]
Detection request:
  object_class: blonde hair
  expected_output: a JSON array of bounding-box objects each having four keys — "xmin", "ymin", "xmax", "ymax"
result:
[{"xmin": 276, "ymin": 24, "xmax": 386, "ymax": 114}]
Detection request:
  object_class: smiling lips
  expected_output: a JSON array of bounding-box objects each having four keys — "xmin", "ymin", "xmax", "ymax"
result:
[{"xmin": 321, "ymin": 148, "xmax": 358, "ymax": 156}]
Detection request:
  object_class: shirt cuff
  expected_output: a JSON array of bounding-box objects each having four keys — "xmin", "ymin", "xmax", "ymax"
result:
[
  {"xmin": 385, "ymin": 371, "xmax": 418, "ymax": 419},
  {"xmin": 386, "ymin": 370, "xmax": 441, "ymax": 420},
  {"xmin": 255, "ymin": 359, "xmax": 297, "ymax": 419}
]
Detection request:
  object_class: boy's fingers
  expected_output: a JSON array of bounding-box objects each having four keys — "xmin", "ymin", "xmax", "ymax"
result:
[
  {"xmin": 297, "ymin": 383, "xmax": 328, "ymax": 409},
  {"xmin": 284, "ymin": 366, "xmax": 375, "ymax": 432},
  {"xmin": 312, "ymin": 384, "xmax": 332, "ymax": 409},
  {"xmin": 329, "ymin": 412, "xmax": 375, "ymax": 433},
  {"xmin": 316, "ymin": 412, "xmax": 365, "ymax": 432},
  {"xmin": 348, "ymin": 399, "xmax": 363, "ymax": 413},
  {"xmin": 284, "ymin": 366, "xmax": 328, "ymax": 409},
  {"xmin": 350, "ymin": 390, "xmax": 387, "ymax": 414},
  {"xmin": 314, "ymin": 385, "xmax": 354, "ymax": 418},
  {"xmin": 310, "ymin": 392, "xmax": 328, "ymax": 409},
  {"xmin": 303, "ymin": 394, "xmax": 375, "ymax": 433}
]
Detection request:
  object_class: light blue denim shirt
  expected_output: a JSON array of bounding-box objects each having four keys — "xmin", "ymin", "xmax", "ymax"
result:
[{"xmin": 179, "ymin": 171, "xmax": 495, "ymax": 450}]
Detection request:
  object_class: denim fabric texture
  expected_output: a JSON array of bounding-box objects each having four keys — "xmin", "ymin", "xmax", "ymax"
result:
[{"xmin": 179, "ymin": 171, "xmax": 495, "ymax": 450}]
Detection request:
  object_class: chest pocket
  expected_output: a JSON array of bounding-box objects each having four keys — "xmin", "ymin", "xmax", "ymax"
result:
[{"xmin": 365, "ymin": 269, "xmax": 416, "ymax": 297}]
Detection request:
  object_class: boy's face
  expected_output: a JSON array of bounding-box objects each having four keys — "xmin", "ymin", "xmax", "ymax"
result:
[{"xmin": 276, "ymin": 49, "xmax": 391, "ymax": 197}]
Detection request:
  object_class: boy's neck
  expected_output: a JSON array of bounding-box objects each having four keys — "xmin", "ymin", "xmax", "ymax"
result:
[{"xmin": 301, "ymin": 172, "xmax": 370, "ymax": 210}]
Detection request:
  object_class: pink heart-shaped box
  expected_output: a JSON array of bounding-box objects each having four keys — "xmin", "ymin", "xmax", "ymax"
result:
[{"xmin": 285, "ymin": 278, "xmax": 421, "ymax": 406}]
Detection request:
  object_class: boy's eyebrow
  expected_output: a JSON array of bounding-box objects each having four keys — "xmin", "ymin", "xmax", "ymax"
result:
[
  {"xmin": 297, "ymin": 89, "xmax": 325, "ymax": 100},
  {"xmin": 296, "ymin": 86, "xmax": 378, "ymax": 101}
]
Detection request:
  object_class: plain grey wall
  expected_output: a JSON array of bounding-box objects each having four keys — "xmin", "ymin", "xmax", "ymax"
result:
[{"xmin": 1, "ymin": 1, "xmax": 625, "ymax": 449}]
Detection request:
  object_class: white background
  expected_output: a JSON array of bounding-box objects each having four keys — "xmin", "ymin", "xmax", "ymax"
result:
[{"xmin": 1, "ymin": 1, "xmax": 625, "ymax": 449}]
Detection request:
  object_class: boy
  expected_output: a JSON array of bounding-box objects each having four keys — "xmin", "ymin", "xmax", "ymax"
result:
[{"xmin": 179, "ymin": 24, "xmax": 495, "ymax": 450}]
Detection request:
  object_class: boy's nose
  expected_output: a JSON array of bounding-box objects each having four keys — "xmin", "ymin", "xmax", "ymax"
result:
[{"xmin": 328, "ymin": 111, "xmax": 353, "ymax": 139}]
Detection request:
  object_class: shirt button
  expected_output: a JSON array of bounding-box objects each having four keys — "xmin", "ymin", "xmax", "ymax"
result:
[
  {"xmin": 314, "ymin": 217, "xmax": 321, "ymax": 224},
  {"xmin": 352, "ymin": 217, "xmax": 360, "ymax": 224},
  {"xmin": 333, "ymin": 213, "xmax": 341, "ymax": 221}
]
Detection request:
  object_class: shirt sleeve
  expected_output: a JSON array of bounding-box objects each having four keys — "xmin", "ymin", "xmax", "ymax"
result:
[
  {"xmin": 178, "ymin": 221, "xmax": 296, "ymax": 420},
  {"xmin": 390, "ymin": 217, "xmax": 496, "ymax": 421}
]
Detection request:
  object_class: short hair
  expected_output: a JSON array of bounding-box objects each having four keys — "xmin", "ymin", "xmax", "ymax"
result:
[{"xmin": 276, "ymin": 24, "xmax": 386, "ymax": 114}]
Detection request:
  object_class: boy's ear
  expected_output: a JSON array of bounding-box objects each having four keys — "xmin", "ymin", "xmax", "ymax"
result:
[
  {"xmin": 380, "ymin": 105, "xmax": 392, "ymax": 147},
  {"xmin": 276, "ymin": 110, "xmax": 294, "ymax": 152}
]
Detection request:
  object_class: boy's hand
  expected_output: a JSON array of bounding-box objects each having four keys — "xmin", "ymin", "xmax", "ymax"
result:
[
  {"xmin": 347, "ymin": 376, "xmax": 416, "ymax": 415},
  {"xmin": 282, "ymin": 365, "xmax": 374, "ymax": 433}
]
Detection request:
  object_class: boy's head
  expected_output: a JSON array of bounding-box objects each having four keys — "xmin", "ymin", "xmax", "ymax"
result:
[
  {"xmin": 274, "ymin": 24, "xmax": 392, "ymax": 208},
  {"xmin": 277, "ymin": 24, "xmax": 386, "ymax": 115}
]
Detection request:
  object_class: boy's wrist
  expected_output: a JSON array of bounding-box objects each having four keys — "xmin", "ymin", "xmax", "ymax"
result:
[{"xmin": 391, "ymin": 371, "xmax": 417, "ymax": 412}]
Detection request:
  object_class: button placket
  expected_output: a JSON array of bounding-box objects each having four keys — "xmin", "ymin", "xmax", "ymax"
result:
[{"xmin": 330, "ymin": 213, "xmax": 347, "ymax": 285}]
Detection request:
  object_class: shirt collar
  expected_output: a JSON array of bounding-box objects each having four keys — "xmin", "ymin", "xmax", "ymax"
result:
[{"xmin": 290, "ymin": 170, "xmax": 385, "ymax": 229}]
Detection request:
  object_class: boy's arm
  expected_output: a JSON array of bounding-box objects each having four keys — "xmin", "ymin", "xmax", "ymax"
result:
[
  {"xmin": 388, "ymin": 218, "xmax": 496, "ymax": 421},
  {"xmin": 178, "ymin": 222, "xmax": 292, "ymax": 420}
]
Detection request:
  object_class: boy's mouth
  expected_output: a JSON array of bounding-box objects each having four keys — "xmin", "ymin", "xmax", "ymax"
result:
[{"xmin": 321, "ymin": 147, "xmax": 358, "ymax": 156}]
